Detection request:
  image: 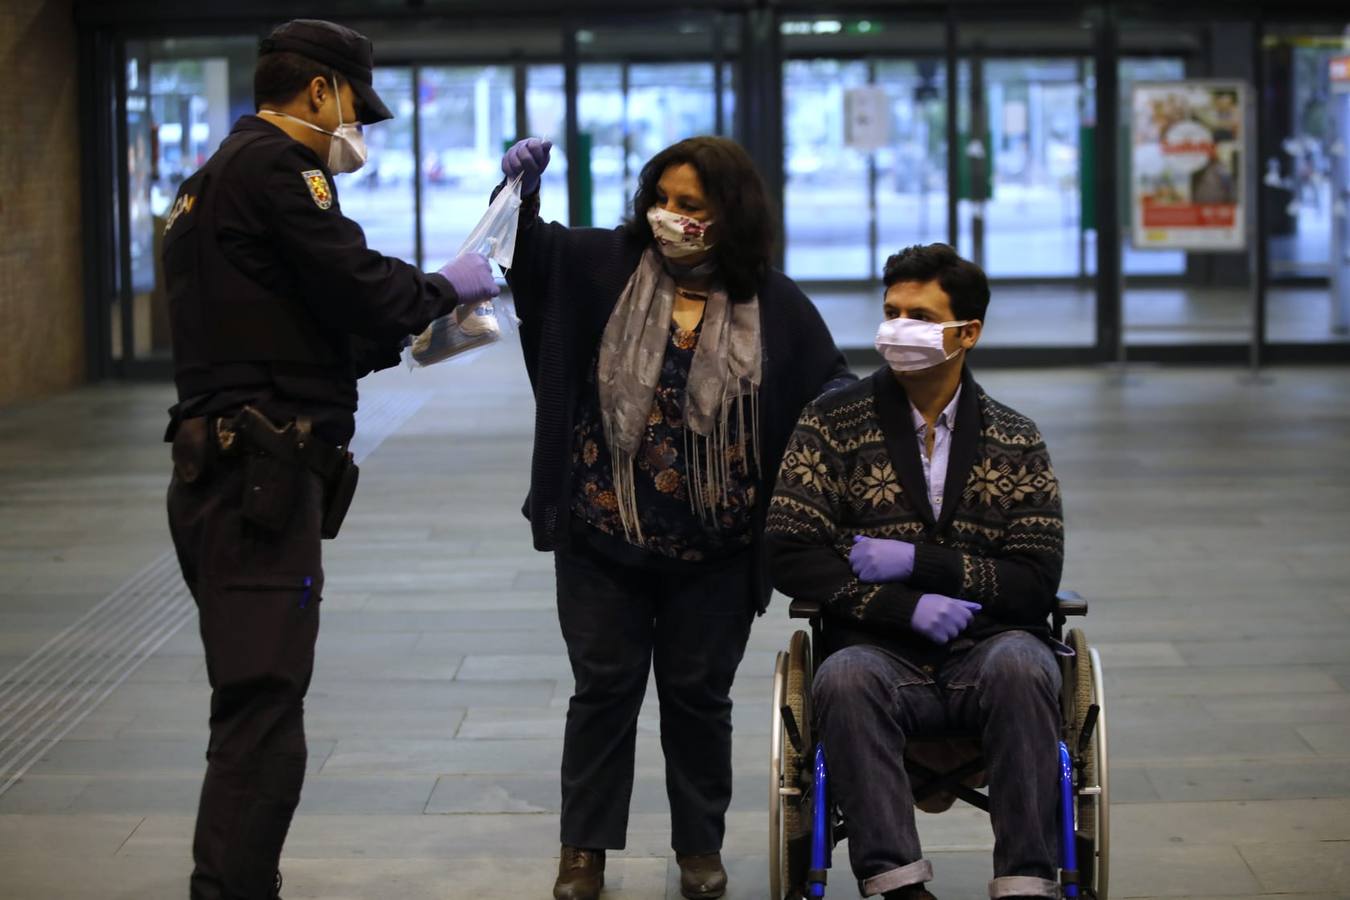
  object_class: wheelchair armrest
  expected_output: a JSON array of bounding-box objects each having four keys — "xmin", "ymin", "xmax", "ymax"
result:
[
  {"xmin": 788, "ymin": 598, "xmax": 822, "ymax": 620},
  {"xmin": 1055, "ymin": 590, "xmax": 1088, "ymax": 617}
]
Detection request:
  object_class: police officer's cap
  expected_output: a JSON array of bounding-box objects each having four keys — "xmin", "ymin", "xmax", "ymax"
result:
[{"xmin": 260, "ymin": 19, "xmax": 393, "ymax": 125}]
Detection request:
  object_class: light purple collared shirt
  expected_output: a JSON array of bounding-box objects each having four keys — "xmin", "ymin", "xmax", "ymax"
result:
[{"xmin": 910, "ymin": 385, "xmax": 961, "ymax": 520}]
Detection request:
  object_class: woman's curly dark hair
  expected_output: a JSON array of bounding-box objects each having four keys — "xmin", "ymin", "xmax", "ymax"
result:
[{"xmin": 625, "ymin": 136, "xmax": 776, "ymax": 302}]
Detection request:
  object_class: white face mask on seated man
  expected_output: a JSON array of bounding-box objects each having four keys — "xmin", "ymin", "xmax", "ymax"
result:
[{"xmin": 873, "ymin": 317, "xmax": 972, "ymax": 373}]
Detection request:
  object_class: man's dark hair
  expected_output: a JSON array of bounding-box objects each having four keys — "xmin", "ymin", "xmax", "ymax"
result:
[
  {"xmin": 254, "ymin": 50, "xmax": 332, "ymax": 110},
  {"xmin": 882, "ymin": 242, "xmax": 990, "ymax": 322},
  {"xmin": 626, "ymin": 136, "xmax": 775, "ymax": 303}
]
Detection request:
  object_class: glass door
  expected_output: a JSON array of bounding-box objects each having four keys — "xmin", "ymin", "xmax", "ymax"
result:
[
  {"xmin": 418, "ymin": 65, "xmax": 516, "ymax": 268},
  {"xmin": 337, "ymin": 67, "xmax": 416, "ymax": 264},
  {"xmin": 959, "ymin": 57, "xmax": 1090, "ymax": 279},
  {"xmin": 577, "ymin": 61, "xmax": 721, "ymax": 229},
  {"xmin": 783, "ymin": 57, "xmax": 950, "ymax": 281},
  {"xmin": 119, "ymin": 36, "xmax": 257, "ymax": 366}
]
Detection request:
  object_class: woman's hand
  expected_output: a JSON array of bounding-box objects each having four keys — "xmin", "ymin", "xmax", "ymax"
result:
[{"xmin": 502, "ymin": 138, "xmax": 552, "ymax": 195}]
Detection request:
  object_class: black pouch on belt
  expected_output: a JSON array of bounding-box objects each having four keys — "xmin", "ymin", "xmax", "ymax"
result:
[{"xmin": 320, "ymin": 454, "xmax": 359, "ymax": 540}]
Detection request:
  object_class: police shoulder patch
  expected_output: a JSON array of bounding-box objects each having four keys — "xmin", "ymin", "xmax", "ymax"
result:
[{"xmin": 301, "ymin": 169, "xmax": 332, "ymax": 210}]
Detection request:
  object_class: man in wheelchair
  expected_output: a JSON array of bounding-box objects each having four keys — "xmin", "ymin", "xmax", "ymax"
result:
[{"xmin": 765, "ymin": 244, "xmax": 1066, "ymax": 900}]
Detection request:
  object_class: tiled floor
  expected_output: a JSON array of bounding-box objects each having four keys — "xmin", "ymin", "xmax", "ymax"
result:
[{"xmin": 1, "ymin": 341, "xmax": 1349, "ymax": 899}]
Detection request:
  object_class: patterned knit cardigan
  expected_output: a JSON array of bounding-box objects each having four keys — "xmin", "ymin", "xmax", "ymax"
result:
[{"xmin": 766, "ymin": 365, "xmax": 1065, "ymax": 666}]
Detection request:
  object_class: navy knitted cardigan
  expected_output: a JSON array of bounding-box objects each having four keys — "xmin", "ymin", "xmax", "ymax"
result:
[{"xmin": 502, "ymin": 194, "xmax": 856, "ymax": 610}]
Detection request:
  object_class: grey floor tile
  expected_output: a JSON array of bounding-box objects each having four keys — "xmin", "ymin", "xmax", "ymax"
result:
[
  {"xmin": 0, "ymin": 854, "xmax": 186, "ymax": 900},
  {"xmin": 1202, "ymin": 694, "xmax": 1350, "ymax": 725},
  {"xmin": 1144, "ymin": 759, "xmax": 1350, "ymax": 802},
  {"xmin": 318, "ymin": 737, "xmax": 564, "ymax": 776},
  {"xmin": 1237, "ymin": 841, "xmax": 1350, "ymax": 894},
  {"xmin": 1106, "ymin": 843, "xmax": 1264, "ymax": 897},
  {"xmin": 0, "ymin": 775, "xmax": 88, "ymax": 813},
  {"xmin": 0, "ymin": 812, "xmax": 145, "ymax": 858},
  {"xmin": 1109, "ymin": 721, "xmax": 1318, "ymax": 763},
  {"xmin": 21, "ymin": 738, "xmax": 334, "ymax": 777},
  {"xmin": 1109, "ymin": 667, "xmax": 1343, "ymax": 698},
  {"xmin": 1113, "ymin": 798, "xmax": 1350, "ymax": 847},
  {"xmin": 1296, "ymin": 724, "xmax": 1350, "ymax": 756}
]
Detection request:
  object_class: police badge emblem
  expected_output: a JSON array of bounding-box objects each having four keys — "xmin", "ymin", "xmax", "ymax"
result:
[{"xmin": 301, "ymin": 170, "xmax": 332, "ymax": 210}]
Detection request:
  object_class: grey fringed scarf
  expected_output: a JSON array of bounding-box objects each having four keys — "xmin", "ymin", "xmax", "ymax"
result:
[{"xmin": 596, "ymin": 247, "xmax": 762, "ymax": 545}]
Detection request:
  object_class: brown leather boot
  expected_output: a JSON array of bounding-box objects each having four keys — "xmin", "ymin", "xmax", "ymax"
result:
[
  {"xmin": 676, "ymin": 852, "xmax": 727, "ymax": 899},
  {"xmin": 554, "ymin": 846, "xmax": 605, "ymax": 900}
]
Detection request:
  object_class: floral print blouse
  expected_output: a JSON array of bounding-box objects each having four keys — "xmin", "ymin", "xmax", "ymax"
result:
[{"xmin": 571, "ymin": 320, "xmax": 756, "ymax": 562}]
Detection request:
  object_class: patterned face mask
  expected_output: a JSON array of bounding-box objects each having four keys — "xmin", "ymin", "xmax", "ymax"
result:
[
  {"xmin": 646, "ymin": 206, "xmax": 716, "ymax": 259},
  {"xmin": 874, "ymin": 316, "xmax": 971, "ymax": 372}
]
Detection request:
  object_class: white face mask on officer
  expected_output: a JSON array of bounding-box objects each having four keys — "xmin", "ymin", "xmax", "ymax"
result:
[
  {"xmin": 874, "ymin": 316, "xmax": 972, "ymax": 372},
  {"xmin": 261, "ymin": 76, "xmax": 368, "ymax": 175}
]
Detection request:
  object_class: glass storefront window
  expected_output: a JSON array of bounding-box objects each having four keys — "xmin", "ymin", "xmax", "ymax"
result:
[
  {"xmin": 338, "ymin": 67, "xmax": 416, "ymax": 264},
  {"xmin": 784, "ymin": 58, "xmax": 949, "ymax": 281},
  {"xmin": 418, "ymin": 66, "xmax": 516, "ymax": 266},
  {"xmin": 958, "ymin": 57, "xmax": 1091, "ymax": 279},
  {"xmin": 783, "ymin": 59, "xmax": 872, "ymax": 279},
  {"xmin": 1263, "ymin": 29, "xmax": 1350, "ymax": 344},
  {"xmin": 578, "ymin": 61, "xmax": 718, "ymax": 229},
  {"xmin": 526, "ymin": 64, "xmax": 569, "ymax": 226}
]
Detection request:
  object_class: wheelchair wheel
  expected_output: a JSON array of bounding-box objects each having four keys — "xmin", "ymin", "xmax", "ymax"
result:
[
  {"xmin": 1067, "ymin": 628, "xmax": 1109, "ymax": 900},
  {"xmin": 769, "ymin": 630, "xmax": 813, "ymax": 899}
]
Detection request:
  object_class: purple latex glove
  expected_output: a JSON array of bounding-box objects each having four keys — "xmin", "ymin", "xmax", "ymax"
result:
[
  {"xmin": 910, "ymin": 593, "xmax": 982, "ymax": 645},
  {"xmin": 502, "ymin": 138, "xmax": 552, "ymax": 195},
  {"xmin": 850, "ymin": 535, "xmax": 916, "ymax": 583},
  {"xmin": 438, "ymin": 252, "xmax": 500, "ymax": 306}
]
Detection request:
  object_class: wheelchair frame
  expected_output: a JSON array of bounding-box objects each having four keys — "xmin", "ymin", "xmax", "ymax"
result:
[{"xmin": 770, "ymin": 592, "xmax": 1109, "ymax": 900}]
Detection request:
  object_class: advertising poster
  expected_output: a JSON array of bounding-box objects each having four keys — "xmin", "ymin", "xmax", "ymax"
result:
[{"xmin": 1131, "ymin": 81, "xmax": 1247, "ymax": 251}]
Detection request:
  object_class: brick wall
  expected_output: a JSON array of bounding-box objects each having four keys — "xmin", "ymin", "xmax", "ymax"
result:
[{"xmin": 0, "ymin": 0, "xmax": 84, "ymax": 406}]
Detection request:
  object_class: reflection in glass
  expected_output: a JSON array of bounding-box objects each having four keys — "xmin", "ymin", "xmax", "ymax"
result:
[
  {"xmin": 123, "ymin": 37, "xmax": 256, "ymax": 361},
  {"xmin": 338, "ymin": 68, "xmax": 416, "ymax": 264}
]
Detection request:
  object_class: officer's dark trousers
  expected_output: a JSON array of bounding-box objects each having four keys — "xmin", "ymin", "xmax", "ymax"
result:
[
  {"xmin": 554, "ymin": 544, "xmax": 754, "ymax": 855},
  {"xmin": 167, "ymin": 457, "xmax": 324, "ymax": 900}
]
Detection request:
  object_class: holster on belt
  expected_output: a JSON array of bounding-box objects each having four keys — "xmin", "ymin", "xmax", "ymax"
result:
[
  {"xmin": 170, "ymin": 417, "xmax": 213, "ymax": 485},
  {"xmin": 220, "ymin": 405, "xmax": 360, "ymax": 540}
]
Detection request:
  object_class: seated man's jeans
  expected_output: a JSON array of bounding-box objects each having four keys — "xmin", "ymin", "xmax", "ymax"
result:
[{"xmin": 813, "ymin": 631, "xmax": 1062, "ymax": 899}]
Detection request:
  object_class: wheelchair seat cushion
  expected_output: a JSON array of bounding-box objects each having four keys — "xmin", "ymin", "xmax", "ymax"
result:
[{"xmin": 903, "ymin": 737, "xmax": 986, "ymax": 814}]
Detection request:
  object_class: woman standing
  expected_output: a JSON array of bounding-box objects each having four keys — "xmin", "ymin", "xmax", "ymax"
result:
[{"xmin": 497, "ymin": 136, "xmax": 854, "ymax": 900}]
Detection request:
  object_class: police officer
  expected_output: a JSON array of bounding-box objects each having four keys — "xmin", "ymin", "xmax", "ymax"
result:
[{"xmin": 162, "ymin": 19, "xmax": 499, "ymax": 900}]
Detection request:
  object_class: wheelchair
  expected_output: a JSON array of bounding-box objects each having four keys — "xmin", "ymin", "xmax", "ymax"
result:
[{"xmin": 770, "ymin": 592, "xmax": 1109, "ymax": 899}]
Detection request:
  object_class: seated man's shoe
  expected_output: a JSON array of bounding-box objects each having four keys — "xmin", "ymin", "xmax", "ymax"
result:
[
  {"xmin": 882, "ymin": 886, "xmax": 937, "ymax": 900},
  {"xmin": 676, "ymin": 852, "xmax": 727, "ymax": 899},
  {"xmin": 554, "ymin": 846, "xmax": 605, "ymax": 900}
]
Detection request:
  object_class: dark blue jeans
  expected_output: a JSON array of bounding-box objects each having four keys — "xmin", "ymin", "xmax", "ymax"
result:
[{"xmin": 813, "ymin": 632, "xmax": 1062, "ymax": 899}]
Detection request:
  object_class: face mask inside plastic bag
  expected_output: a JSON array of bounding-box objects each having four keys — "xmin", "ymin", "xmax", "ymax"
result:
[{"xmin": 405, "ymin": 175, "xmax": 524, "ymax": 368}]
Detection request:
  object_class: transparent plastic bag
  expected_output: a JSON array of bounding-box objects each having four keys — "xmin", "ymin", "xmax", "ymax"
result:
[{"xmin": 404, "ymin": 175, "xmax": 523, "ymax": 368}]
